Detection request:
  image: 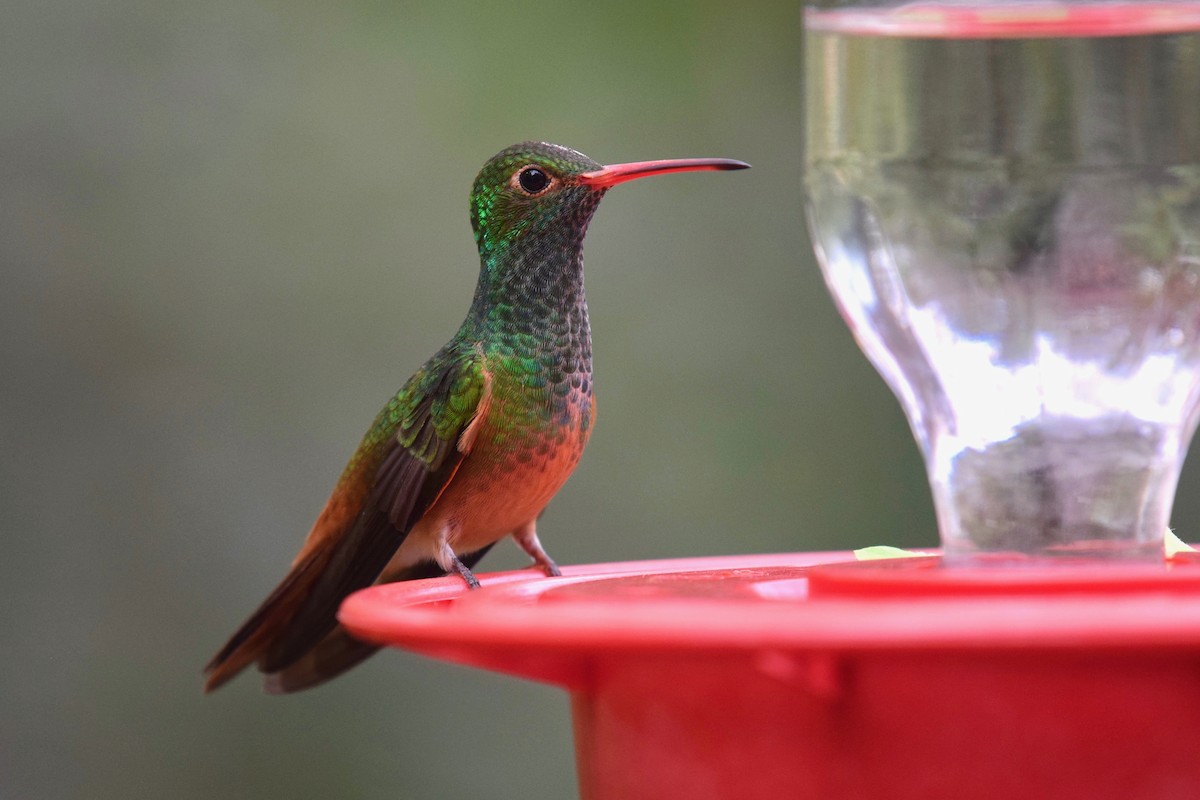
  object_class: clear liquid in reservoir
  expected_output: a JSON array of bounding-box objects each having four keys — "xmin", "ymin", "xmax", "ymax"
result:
[{"xmin": 804, "ymin": 4, "xmax": 1200, "ymax": 561}]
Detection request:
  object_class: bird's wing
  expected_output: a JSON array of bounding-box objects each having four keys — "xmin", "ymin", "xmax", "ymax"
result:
[
  {"xmin": 259, "ymin": 345, "xmax": 493, "ymax": 671},
  {"xmin": 204, "ymin": 344, "xmax": 492, "ymax": 690}
]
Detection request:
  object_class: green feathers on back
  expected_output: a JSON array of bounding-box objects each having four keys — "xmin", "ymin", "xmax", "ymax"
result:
[{"xmin": 384, "ymin": 346, "xmax": 488, "ymax": 471}]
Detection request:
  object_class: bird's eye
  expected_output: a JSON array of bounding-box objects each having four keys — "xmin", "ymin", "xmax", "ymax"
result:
[{"xmin": 517, "ymin": 166, "xmax": 551, "ymax": 194}]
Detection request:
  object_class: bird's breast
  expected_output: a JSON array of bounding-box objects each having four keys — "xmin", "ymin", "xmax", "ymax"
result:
[{"xmin": 426, "ymin": 365, "xmax": 595, "ymax": 551}]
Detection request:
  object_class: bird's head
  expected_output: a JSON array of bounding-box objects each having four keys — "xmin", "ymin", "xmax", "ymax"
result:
[{"xmin": 469, "ymin": 141, "xmax": 748, "ymax": 261}]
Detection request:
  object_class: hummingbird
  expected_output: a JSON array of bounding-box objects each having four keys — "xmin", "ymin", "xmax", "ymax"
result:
[{"xmin": 203, "ymin": 141, "xmax": 749, "ymax": 693}]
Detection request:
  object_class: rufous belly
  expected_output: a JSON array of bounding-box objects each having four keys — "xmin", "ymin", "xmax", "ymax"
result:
[{"xmin": 387, "ymin": 388, "xmax": 593, "ymax": 571}]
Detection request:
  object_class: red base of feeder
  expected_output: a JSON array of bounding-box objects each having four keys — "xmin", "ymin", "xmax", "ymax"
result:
[
  {"xmin": 805, "ymin": 2, "xmax": 1200, "ymax": 38},
  {"xmin": 340, "ymin": 551, "xmax": 1200, "ymax": 800}
]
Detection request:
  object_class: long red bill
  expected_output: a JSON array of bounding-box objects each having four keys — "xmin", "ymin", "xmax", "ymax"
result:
[{"xmin": 579, "ymin": 157, "xmax": 750, "ymax": 189}]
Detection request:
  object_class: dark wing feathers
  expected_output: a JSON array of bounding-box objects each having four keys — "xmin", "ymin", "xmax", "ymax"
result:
[
  {"xmin": 204, "ymin": 348, "xmax": 491, "ymax": 691},
  {"xmin": 202, "ymin": 544, "xmax": 335, "ymax": 690},
  {"xmin": 260, "ymin": 437, "xmax": 464, "ymax": 672},
  {"xmin": 261, "ymin": 543, "xmax": 498, "ymax": 694}
]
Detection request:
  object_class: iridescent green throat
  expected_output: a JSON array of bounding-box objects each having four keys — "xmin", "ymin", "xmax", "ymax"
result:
[{"xmin": 463, "ymin": 148, "xmax": 605, "ymax": 428}]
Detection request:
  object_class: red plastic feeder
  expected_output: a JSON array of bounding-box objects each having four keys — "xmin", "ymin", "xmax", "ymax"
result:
[
  {"xmin": 340, "ymin": 550, "xmax": 1200, "ymax": 799},
  {"xmin": 805, "ymin": 1, "xmax": 1200, "ymax": 37}
]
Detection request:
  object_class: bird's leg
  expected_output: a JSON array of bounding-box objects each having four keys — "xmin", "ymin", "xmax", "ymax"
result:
[
  {"xmin": 450, "ymin": 554, "xmax": 482, "ymax": 589},
  {"xmin": 435, "ymin": 527, "xmax": 482, "ymax": 590},
  {"xmin": 513, "ymin": 520, "xmax": 562, "ymax": 577}
]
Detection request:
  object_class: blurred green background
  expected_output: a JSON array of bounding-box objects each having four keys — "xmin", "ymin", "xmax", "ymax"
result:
[{"xmin": 8, "ymin": 0, "xmax": 1200, "ymax": 797}]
